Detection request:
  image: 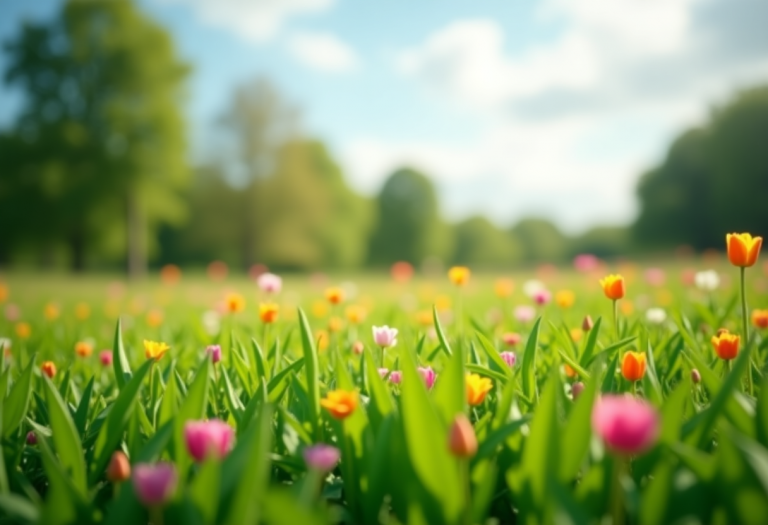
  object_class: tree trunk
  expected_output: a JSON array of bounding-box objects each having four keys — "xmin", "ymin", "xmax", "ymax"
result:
[{"xmin": 126, "ymin": 189, "xmax": 146, "ymax": 279}]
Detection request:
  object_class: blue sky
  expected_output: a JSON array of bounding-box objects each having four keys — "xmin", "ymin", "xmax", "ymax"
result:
[{"xmin": 2, "ymin": 0, "xmax": 767, "ymax": 233}]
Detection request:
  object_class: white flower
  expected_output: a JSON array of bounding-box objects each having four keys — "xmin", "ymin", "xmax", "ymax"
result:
[
  {"xmin": 0, "ymin": 337, "xmax": 10, "ymax": 351},
  {"xmin": 645, "ymin": 308, "xmax": 667, "ymax": 325},
  {"xmin": 201, "ymin": 310, "xmax": 221, "ymax": 336},
  {"xmin": 695, "ymin": 270, "xmax": 720, "ymax": 292},
  {"xmin": 523, "ymin": 279, "xmax": 545, "ymax": 298}
]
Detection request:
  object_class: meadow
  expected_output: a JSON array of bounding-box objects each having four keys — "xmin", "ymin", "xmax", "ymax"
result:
[{"xmin": 1, "ymin": 238, "xmax": 768, "ymax": 525}]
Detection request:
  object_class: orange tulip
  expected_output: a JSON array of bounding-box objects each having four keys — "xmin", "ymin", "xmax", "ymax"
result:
[
  {"xmin": 320, "ymin": 390, "xmax": 358, "ymax": 419},
  {"xmin": 711, "ymin": 330, "xmax": 740, "ymax": 360},
  {"xmin": 555, "ymin": 290, "xmax": 575, "ymax": 309},
  {"xmin": 106, "ymin": 451, "xmax": 131, "ymax": 482},
  {"xmin": 225, "ymin": 293, "xmax": 245, "ymax": 313},
  {"xmin": 564, "ymin": 364, "xmax": 578, "ymax": 378},
  {"xmin": 466, "ymin": 373, "xmax": 493, "ymax": 406},
  {"xmin": 448, "ymin": 266, "xmax": 471, "ymax": 286},
  {"xmin": 345, "ymin": 305, "xmax": 367, "ymax": 324},
  {"xmin": 15, "ymin": 322, "xmax": 31, "ymax": 339},
  {"xmin": 325, "ymin": 287, "xmax": 344, "ymax": 305},
  {"xmin": 494, "ymin": 278, "xmax": 514, "ymax": 298},
  {"xmin": 75, "ymin": 341, "xmax": 93, "ymax": 358},
  {"xmin": 621, "ymin": 351, "xmax": 646, "ymax": 382},
  {"xmin": 41, "ymin": 361, "xmax": 57, "ymax": 378},
  {"xmin": 144, "ymin": 340, "xmax": 170, "ymax": 360},
  {"xmin": 448, "ymin": 414, "xmax": 477, "ymax": 458},
  {"xmin": 259, "ymin": 303, "xmax": 279, "ymax": 323},
  {"xmin": 726, "ymin": 233, "xmax": 762, "ymax": 268},
  {"xmin": 600, "ymin": 274, "xmax": 625, "ymax": 300},
  {"xmin": 753, "ymin": 309, "xmax": 768, "ymax": 329},
  {"xmin": 75, "ymin": 302, "xmax": 91, "ymax": 321}
]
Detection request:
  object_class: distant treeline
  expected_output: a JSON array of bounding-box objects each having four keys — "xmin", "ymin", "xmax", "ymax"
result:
[{"xmin": 0, "ymin": 0, "xmax": 766, "ymax": 275}]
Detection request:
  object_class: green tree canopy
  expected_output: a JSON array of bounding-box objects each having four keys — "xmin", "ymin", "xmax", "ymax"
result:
[
  {"xmin": 508, "ymin": 218, "xmax": 567, "ymax": 263},
  {"xmin": 452, "ymin": 216, "xmax": 521, "ymax": 268}
]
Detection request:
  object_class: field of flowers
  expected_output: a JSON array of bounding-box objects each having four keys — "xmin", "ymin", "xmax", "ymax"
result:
[{"xmin": 1, "ymin": 233, "xmax": 767, "ymax": 525}]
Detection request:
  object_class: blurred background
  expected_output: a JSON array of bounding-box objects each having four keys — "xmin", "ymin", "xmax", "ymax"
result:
[{"xmin": 0, "ymin": 0, "xmax": 766, "ymax": 277}]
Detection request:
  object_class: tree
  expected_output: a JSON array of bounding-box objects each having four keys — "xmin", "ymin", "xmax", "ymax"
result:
[
  {"xmin": 367, "ymin": 168, "xmax": 453, "ymax": 267},
  {"xmin": 508, "ymin": 218, "xmax": 567, "ymax": 263},
  {"xmin": 452, "ymin": 216, "xmax": 521, "ymax": 267},
  {"xmin": 1, "ymin": 0, "xmax": 189, "ymax": 275}
]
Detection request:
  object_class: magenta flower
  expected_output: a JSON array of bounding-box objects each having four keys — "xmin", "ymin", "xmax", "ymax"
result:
[
  {"xmin": 206, "ymin": 344, "xmax": 222, "ymax": 364},
  {"xmin": 132, "ymin": 462, "xmax": 177, "ymax": 507},
  {"xmin": 372, "ymin": 325, "xmax": 398, "ymax": 348},
  {"xmin": 417, "ymin": 366, "xmax": 437, "ymax": 390},
  {"xmin": 303, "ymin": 444, "xmax": 340, "ymax": 473},
  {"xmin": 532, "ymin": 289, "xmax": 551, "ymax": 306},
  {"xmin": 499, "ymin": 351, "xmax": 516, "ymax": 367},
  {"xmin": 257, "ymin": 272, "xmax": 282, "ymax": 294},
  {"xmin": 389, "ymin": 371, "xmax": 402, "ymax": 384},
  {"xmin": 377, "ymin": 367, "xmax": 389, "ymax": 379},
  {"xmin": 99, "ymin": 350, "xmax": 113, "ymax": 366},
  {"xmin": 573, "ymin": 254, "xmax": 599, "ymax": 273},
  {"xmin": 592, "ymin": 395, "xmax": 660, "ymax": 455},
  {"xmin": 184, "ymin": 419, "xmax": 235, "ymax": 462},
  {"xmin": 514, "ymin": 305, "xmax": 535, "ymax": 323}
]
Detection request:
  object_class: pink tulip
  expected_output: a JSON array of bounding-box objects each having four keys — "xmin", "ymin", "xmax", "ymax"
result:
[
  {"xmin": 372, "ymin": 325, "xmax": 398, "ymax": 348},
  {"xmin": 303, "ymin": 444, "xmax": 340, "ymax": 473},
  {"xmin": 417, "ymin": 366, "xmax": 436, "ymax": 390},
  {"xmin": 514, "ymin": 305, "xmax": 535, "ymax": 323},
  {"xmin": 573, "ymin": 254, "xmax": 599, "ymax": 273},
  {"xmin": 184, "ymin": 419, "xmax": 235, "ymax": 462},
  {"xmin": 499, "ymin": 351, "xmax": 516, "ymax": 367},
  {"xmin": 378, "ymin": 367, "xmax": 389, "ymax": 379},
  {"xmin": 257, "ymin": 272, "xmax": 282, "ymax": 294},
  {"xmin": 592, "ymin": 395, "xmax": 660, "ymax": 455},
  {"xmin": 532, "ymin": 289, "xmax": 551, "ymax": 306},
  {"xmin": 206, "ymin": 344, "xmax": 222, "ymax": 364},
  {"xmin": 502, "ymin": 332, "xmax": 522, "ymax": 346},
  {"xmin": 99, "ymin": 350, "xmax": 113, "ymax": 366},
  {"xmin": 389, "ymin": 371, "xmax": 402, "ymax": 384},
  {"xmin": 644, "ymin": 268, "xmax": 666, "ymax": 287},
  {"xmin": 132, "ymin": 462, "xmax": 177, "ymax": 507}
]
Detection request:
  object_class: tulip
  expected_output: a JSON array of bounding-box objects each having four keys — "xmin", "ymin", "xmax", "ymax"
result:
[
  {"xmin": 303, "ymin": 444, "xmax": 340, "ymax": 473},
  {"xmin": 224, "ymin": 292, "xmax": 245, "ymax": 313},
  {"xmin": 351, "ymin": 341, "xmax": 364, "ymax": 355},
  {"xmin": 592, "ymin": 395, "xmax": 659, "ymax": 455},
  {"xmin": 502, "ymin": 332, "xmax": 521, "ymax": 346},
  {"xmin": 325, "ymin": 287, "xmax": 344, "ymax": 305},
  {"xmin": 75, "ymin": 302, "xmax": 90, "ymax": 321},
  {"xmin": 532, "ymin": 289, "xmax": 551, "ymax": 306},
  {"xmin": 372, "ymin": 325, "xmax": 398, "ymax": 348},
  {"xmin": 555, "ymin": 290, "xmax": 575, "ymax": 308},
  {"xmin": 389, "ymin": 371, "xmax": 403, "ymax": 384},
  {"xmin": 448, "ymin": 414, "xmax": 477, "ymax": 458},
  {"xmin": 320, "ymin": 390, "xmax": 358, "ymax": 420},
  {"xmin": 132, "ymin": 462, "xmax": 177, "ymax": 507},
  {"xmin": 160, "ymin": 264, "xmax": 181, "ymax": 285},
  {"xmin": 100, "ymin": 350, "xmax": 113, "ymax": 366},
  {"xmin": 206, "ymin": 344, "xmax": 222, "ymax": 364},
  {"xmin": 514, "ymin": 305, "xmax": 535, "ymax": 323},
  {"xmin": 645, "ymin": 308, "xmax": 667, "ymax": 325},
  {"xmin": 41, "ymin": 361, "xmax": 56, "ymax": 378},
  {"xmin": 15, "ymin": 322, "xmax": 31, "ymax": 339},
  {"xmin": 390, "ymin": 261, "xmax": 414, "ymax": 283},
  {"xmin": 26, "ymin": 431, "xmax": 37, "ymax": 445},
  {"xmin": 573, "ymin": 254, "xmax": 599, "ymax": 272},
  {"xmin": 644, "ymin": 268, "xmax": 665, "ymax": 287},
  {"xmin": 694, "ymin": 270, "xmax": 720, "ymax": 291},
  {"xmin": 753, "ymin": 309, "xmax": 768, "ymax": 330},
  {"xmin": 184, "ymin": 419, "xmax": 235, "ymax": 462},
  {"xmin": 621, "ymin": 351, "xmax": 646, "ymax": 383},
  {"xmin": 75, "ymin": 341, "xmax": 93, "ymax": 358},
  {"xmin": 377, "ymin": 368, "xmax": 389, "ymax": 379},
  {"xmin": 107, "ymin": 451, "xmax": 131, "ymax": 482},
  {"xmin": 345, "ymin": 305, "xmax": 366, "ymax": 324},
  {"xmin": 417, "ymin": 366, "xmax": 437, "ymax": 390},
  {"xmin": 691, "ymin": 368, "xmax": 701, "ymax": 384},
  {"xmin": 44, "ymin": 303, "xmax": 60, "ymax": 321},
  {"xmin": 564, "ymin": 364, "xmax": 578, "ymax": 379},
  {"xmin": 711, "ymin": 330, "xmax": 739, "ymax": 360},
  {"xmin": 259, "ymin": 303, "xmax": 279, "ymax": 323},
  {"xmin": 143, "ymin": 340, "xmax": 169, "ymax": 360},
  {"xmin": 448, "ymin": 266, "xmax": 470, "ymax": 286},
  {"xmin": 466, "ymin": 373, "xmax": 493, "ymax": 406},
  {"xmin": 499, "ymin": 351, "xmax": 516, "ymax": 367},
  {"xmin": 571, "ymin": 382, "xmax": 585, "ymax": 400},
  {"xmin": 727, "ymin": 233, "xmax": 763, "ymax": 268},
  {"xmin": 599, "ymin": 274, "xmax": 625, "ymax": 300},
  {"xmin": 146, "ymin": 309, "xmax": 164, "ymax": 328},
  {"xmin": 5, "ymin": 304, "xmax": 20, "ymax": 322},
  {"xmin": 494, "ymin": 278, "xmax": 514, "ymax": 298},
  {"xmin": 582, "ymin": 315, "xmax": 594, "ymax": 331},
  {"xmin": 257, "ymin": 272, "xmax": 282, "ymax": 294}
]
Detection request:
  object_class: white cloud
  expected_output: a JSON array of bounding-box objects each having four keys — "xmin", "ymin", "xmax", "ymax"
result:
[
  {"xmin": 289, "ymin": 32, "xmax": 358, "ymax": 73},
  {"xmin": 159, "ymin": 0, "xmax": 334, "ymax": 43}
]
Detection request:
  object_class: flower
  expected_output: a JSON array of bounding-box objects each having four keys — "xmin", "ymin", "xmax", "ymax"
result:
[
  {"xmin": 372, "ymin": 325, "xmax": 398, "ymax": 348},
  {"xmin": 691, "ymin": 368, "xmax": 701, "ymax": 384},
  {"xmin": 0, "ymin": 283, "xmax": 6, "ymax": 302},
  {"xmin": 644, "ymin": 268, "xmax": 666, "ymax": 287},
  {"xmin": 600, "ymin": 274, "xmax": 625, "ymax": 300},
  {"xmin": 107, "ymin": 451, "xmax": 131, "ymax": 482},
  {"xmin": 564, "ymin": 364, "xmax": 578, "ymax": 379},
  {"xmin": 389, "ymin": 371, "xmax": 403, "ymax": 384},
  {"xmin": 621, "ymin": 351, "xmax": 646, "ymax": 382},
  {"xmin": 555, "ymin": 290, "xmax": 575, "ymax": 308},
  {"xmin": 574, "ymin": 254, "xmax": 599, "ymax": 272},
  {"xmin": 582, "ymin": 315, "xmax": 594, "ymax": 332},
  {"xmin": 75, "ymin": 341, "xmax": 93, "ymax": 358},
  {"xmin": 132, "ymin": 462, "xmax": 177, "ymax": 507},
  {"xmin": 257, "ymin": 272, "xmax": 282, "ymax": 294},
  {"xmin": 207, "ymin": 261, "xmax": 228, "ymax": 281},
  {"xmin": 144, "ymin": 340, "xmax": 170, "ymax": 360},
  {"xmin": 345, "ymin": 305, "xmax": 367, "ymax": 324},
  {"xmin": 206, "ymin": 344, "xmax": 222, "ymax": 364},
  {"xmin": 184, "ymin": 419, "xmax": 235, "ymax": 462},
  {"xmin": 225, "ymin": 293, "xmax": 245, "ymax": 313},
  {"xmin": 390, "ymin": 261, "xmax": 414, "ymax": 283},
  {"xmin": 532, "ymin": 289, "xmax": 552, "ymax": 306},
  {"xmin": 5, "ymin": 304, "xmax": 20, "ymax": 321},
  {"xmin": 325, "ymin": 287, "xmax": 344, "ymax": 305},
  {"xmin": 352, "ymin": 341, "xmax": 364, "ymax": 355},
  {"xmin": 502, "ymin": 332, "xmax": 522, "ymax": 346},
  {"xmin": 201, "ymin": 310, "xmax": 220, "ymax": 336},
  {"xmin": 694, "ymin": 270, "xmax": 720, "ymax": 291},
  {"xmin": 378, "ymin": 368, "xmax": 389, "ymax": 379},
  {"xmin": 259, "ymin": 303, "xmax": 279, "ymax": 323},
  {"xmin": 75, "ymin": 302, "xmax": 91, "ymax": 321},
  {"xmin": 499, "ymin": 351, "xmax": 516, "ymax": 367},
  {"xmin": 321, "ymin": 390, "xmax": 358, "ymax": 419},
  {"xmin": 571, "ymin": 382, "xmax": 585, "ymax": 400},
  {"xmin": 146, "ymin": 309, "xmax": 164, "ymax": 328},
  {"xmin": 44, "ymin": 303, "xmax": 59, "ymax": 321},
  {"xmin": 303, "ymin": 444, "xmax": 340, "ymax": 473},
  {"xmin": 523, "ymin": 279, "xmax": 546, "ymax": 298},
  {"xmin": 15, "ymin": 322, "xmax": 31, "ymax": 339},
  {"xmin": 160, "ymin": 264, "xmax": 181, "ymax": 285},
  {"xmin": 41, "ymin": 361, "xmax": 56, "ymax": 378},
  {"xmin": 417, "ymin": 366, "xmax": 437, "ymax": 390},
  {"xmin": 711, "ymin": 330, "xmax": 739, "ymax": 360},
  {"xmin": 448, "ymin": 266, "xmax": 470, "ymax": 286},
  {"xmin": 466, "ymin": 374, "xmax": 493, "ymax": 406},
  {"xmin": 645, "ymin": 308, "xmax": 667, "ymax": 325},
  {"xmin": 26, "ymin": 431, "xmax": 37, "ymax": 445},
  {"xmin": 494, "ymin": 278, "xmax": 514, "ymax": 298},
  {"xmin": 316, "ymin": 330, "xmax": 330, "ymax": 351},
  {"xmin": 100, "ymin": 350, "xmax": 113, "ymax": 366},
  {"xmin": 752, "ymin": 309, "xmax": 768, "ymax": 329},
  {"xmin": 570, "ymin": 328, "xmax": 583, "ymax": 342},
  {"xmin": 448, "ymin": 414, "xmax": 477, "ymax": 458},
  {"xmin": 328, "ymin": 317, "xmax": 344, "ymax": 333},
  {"xmin": 592, "ymin": 395, "xmax": 660, "ymax": 455},
  {"xmin": 727, "ymin": 233, "xmax": 763, "ymax": 267},
  {"xmin": 514, "ymin": 305, "xmax": 535, "ymax": 323}
]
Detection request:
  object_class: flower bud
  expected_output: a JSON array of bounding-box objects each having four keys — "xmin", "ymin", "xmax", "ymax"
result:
[
  {"xmin": 571, "ymin": 382, "xmax": 585, "ymax": 400},
  {"xmin": 107, "ymin": 451, "xmax": 131, "ymax": 482},
  {"xmin": 581, "ymin": 315, "xmax": 594, "ymax": 332},
  {"xmin": 691, "ymin": 368, "xmax": 701, "ymax": 384},
  {"xmin": 26, "ymin": 431, "xmax": 37, "ymax": 445},
  {"xmin": 448, "ymin": 414, "xmax": 477, "ymax": 458}
]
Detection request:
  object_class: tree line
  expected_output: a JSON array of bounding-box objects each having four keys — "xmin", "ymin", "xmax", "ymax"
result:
[{"xmin": 1, "ymin": 0, "xmax": 765, "ymax": 276}]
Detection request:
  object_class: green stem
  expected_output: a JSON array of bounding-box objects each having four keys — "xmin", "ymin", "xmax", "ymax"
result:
[
  {"xmin": 461, "ymin": 458, "xmax": 471, "ymax": 525},
  {"xmin": 613, "ymin": 300, "xmax": 619, "ymax": 340},
  {"xmin": 631, "ymin": 381, "xmax": 637, "ymax": 397},
  {"xmin": 740, "ymin": 267, "xmax": 753, "ymax": 395},
  {"xmin": 610, "ymin": 458, "xmax": 625, "ymax": 525},
  {"xmin": 149, "ymin": 505, "xmax": 164, "ymax": 525}
]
